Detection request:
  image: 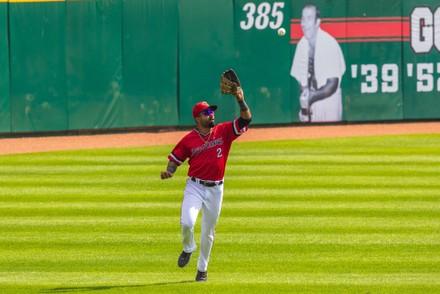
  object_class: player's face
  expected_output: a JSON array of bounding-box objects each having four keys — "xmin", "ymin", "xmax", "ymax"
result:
[
  {"xmin": 198, "ymin": 108, "xmax": 215, "ymax": 128},
  {"xmin": 301, "ymin": 7, "xmax": 320, "ymax": 41}
]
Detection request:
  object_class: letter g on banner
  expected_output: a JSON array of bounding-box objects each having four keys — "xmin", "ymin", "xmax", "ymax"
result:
[{"xmin": 411, "ymin": 7, "xmax": 440, "ymax": 53}]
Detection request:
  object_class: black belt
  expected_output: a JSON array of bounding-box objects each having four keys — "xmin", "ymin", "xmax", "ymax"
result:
[{"xmin": 191, "ymin": 177, "xmax": 223, "ymax": 187}]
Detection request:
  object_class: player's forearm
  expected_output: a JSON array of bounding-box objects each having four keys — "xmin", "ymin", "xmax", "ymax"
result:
[
  {"xmin": 161, "ymin": 160, "xmax": 177, "ymax": 179},
  {"xmin": 236, "ymin": 90, "xmax": 252, "ymax": 120},
  {"xmin": 239, "ymin": 100, "xmax": 251, "ymax": 119},
  {"xmin": 167, "ymin": 161, "xmax": 177, "ymax": 173},
  {"xmin": 309, "ymin": 78, "xmax": 338, "ymax": 105},
  {"xmin": 237, "ymin": 100, "xmax": 252, "ymax": 129}
]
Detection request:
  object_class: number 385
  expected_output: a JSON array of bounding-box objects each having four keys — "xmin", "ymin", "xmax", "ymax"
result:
[{"xmin": 240, "ymin": 2, "xmax": 285, "ymax": 30}]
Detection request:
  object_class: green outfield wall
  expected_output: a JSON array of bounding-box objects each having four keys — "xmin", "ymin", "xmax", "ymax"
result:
[
  {"xmin": 0, "ymin": 1, "xmax": 9, "ymax": 133},
  {"xmin": 0, "ymin": 0, "xmax": 439, "ymax": 134}
]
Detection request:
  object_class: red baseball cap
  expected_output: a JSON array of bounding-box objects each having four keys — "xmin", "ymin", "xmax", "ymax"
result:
[{"xmin": 192, "ymin": 101, "xmax": 218, "ymax": 118}]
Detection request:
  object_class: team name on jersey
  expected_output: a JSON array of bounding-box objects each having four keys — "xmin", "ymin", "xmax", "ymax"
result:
[{"xmin": 191, "ymin": 137, "xmax": 224, "ymax": 156}]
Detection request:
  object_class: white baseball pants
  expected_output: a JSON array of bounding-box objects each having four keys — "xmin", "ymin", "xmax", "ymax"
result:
[{"xmin": 180, "ymin": 178, "xmax": 224, "ymax": 272}]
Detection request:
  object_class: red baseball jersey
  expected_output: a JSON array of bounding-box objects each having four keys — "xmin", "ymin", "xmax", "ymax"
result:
[{"xmin": 168, "ymin": 119, "xmax": 248, "ymax": 181}]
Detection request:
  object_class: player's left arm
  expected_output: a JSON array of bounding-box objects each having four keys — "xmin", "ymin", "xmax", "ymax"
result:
[
  {"xmin": 308, "ymin": 77, "xmax": 338, "ymax": 106},
  {"xmin": 235, "ymin": 88, "xmax": 252, "ymax": 128}
]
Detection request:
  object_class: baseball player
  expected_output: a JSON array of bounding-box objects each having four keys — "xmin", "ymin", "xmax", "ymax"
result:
[
  {"xmin": 291, "ymin": 3, "xmax": 346, "ymax": 122},
  {"xmin": 160, "ymin": 88, "xmax": 252, "ymax": 282}
]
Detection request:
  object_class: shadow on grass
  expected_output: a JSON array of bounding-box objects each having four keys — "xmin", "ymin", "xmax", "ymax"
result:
[{"xmin": 40, "ymin": 280, "xmax": 194, "ymax": 293}]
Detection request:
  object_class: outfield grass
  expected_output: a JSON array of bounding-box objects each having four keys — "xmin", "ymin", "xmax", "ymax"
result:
[{"xmin": 0, "ymin": 134, "xmax": 439, "ymax": 293}]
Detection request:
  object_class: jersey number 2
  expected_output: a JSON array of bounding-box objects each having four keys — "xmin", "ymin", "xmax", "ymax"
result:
[{"xmin": 217, "ymin": 148, "xmax": 222, "ymax": 158}]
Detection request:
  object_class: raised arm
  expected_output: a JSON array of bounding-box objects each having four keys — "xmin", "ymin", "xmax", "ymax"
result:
[{"xmin": 235, "ymin": 88, "xmax": 252, "ymax": 128}]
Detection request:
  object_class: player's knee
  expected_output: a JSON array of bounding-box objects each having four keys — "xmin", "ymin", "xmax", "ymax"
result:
[
  {"xmin": 181, "ymin": 221, "xmax": 195, "ymax": 232},
  {"xmin": 202, "ymin": 226, "xmax": 216, "ymax": 239}
]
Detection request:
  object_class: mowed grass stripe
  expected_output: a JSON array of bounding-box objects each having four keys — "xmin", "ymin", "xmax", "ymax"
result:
[{"xmin": 0, "ymin": 134, "xmax": 439, "ymax": 293}]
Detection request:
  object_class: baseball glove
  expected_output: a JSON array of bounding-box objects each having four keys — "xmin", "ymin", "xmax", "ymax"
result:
[{"xmin": 220, "ymin": 69, "xmax": 241, "ymax": 96}]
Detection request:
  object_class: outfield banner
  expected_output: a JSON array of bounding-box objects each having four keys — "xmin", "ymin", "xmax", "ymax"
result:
[
  {"xmin": 66, "ymin": 0, "xmax": 124, "ymax": 130},
  {"xmin": 122, "ymin": 0, "xmax": 179, "ymax": 127},
  {"xmin": 0, "ymin": 1, "xmax": 9, "ymax": 133},
  {"xmin": 289, "ymin": 0, "xmax": 406, "ymax": 123},
  {"xmin": 402, "ymin": 1, "xmax": 440, "ymax": 119},
  {"xmin": 9, "ymin": 1, "xmax": 67, "ymax": 132},
  {"xmin": 1, "ymin": 0, "xmax": 440, "ymax": 135},
  {"xmin": 289, "ymin": 0, "xmax": 347, "ymax": 123}
]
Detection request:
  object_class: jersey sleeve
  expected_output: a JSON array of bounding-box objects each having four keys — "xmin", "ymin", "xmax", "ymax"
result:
[
  {"xmin": 221, "ymin": 118, "xmax": 248, "ymax": 144},
  {"xmin": 168, "ymin": 139, "xmax": 189, "ymax": 166},
  {"xmin": 232, "ymin": 118, "xmax": 249, "ymax": 136}
]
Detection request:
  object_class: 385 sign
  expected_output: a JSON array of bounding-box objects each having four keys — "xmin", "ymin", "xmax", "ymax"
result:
[{"xmin": 240, "ymin": 2, "xmax": 285, "ymax": 30}]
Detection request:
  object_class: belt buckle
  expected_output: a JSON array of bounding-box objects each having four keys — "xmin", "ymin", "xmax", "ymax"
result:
[
  {"xmin": 204, "ymin": 181, "xmax": 216, "ymax": 187},
  {"xmin": 191, "ymin": 177, "xmax": 219, "ymax": 187}
]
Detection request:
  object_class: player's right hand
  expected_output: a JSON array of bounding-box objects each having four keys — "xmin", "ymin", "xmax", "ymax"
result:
[
  {"xmin": 160, "ymin": 171, "xmax": 173, "ymax": 180},
  {"xmin": 235, "ymin": 88, "xmax": 244, "ymax": 101},
  {"xmin": 299, "ymin": 90, "xmax": 309, "ymax": 109},
  {"xmin": 298, "ymin": 111, "xmax": 309, "ymax": 122}
]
